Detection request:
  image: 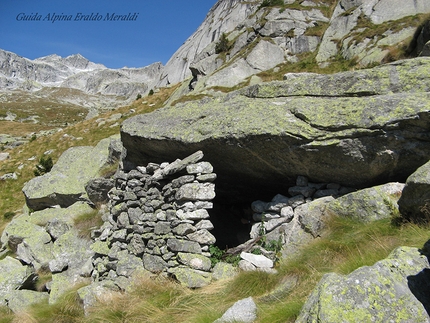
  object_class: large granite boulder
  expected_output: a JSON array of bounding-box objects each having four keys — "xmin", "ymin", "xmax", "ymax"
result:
[
  {"xmin": 398, "ymin": 160, "xmax": 430, "ymax": 222},
  {"xmin": 326, "ymin": 182, "xmax": 404, "ymax": 223},
  {"xmin": 0, "ymin": 257, "xmax": 36, "ymax": 307},
  {"xmin": 22, "ymin": 137, "xmax": 116, "ymax": 211},
  {"xmin": 296, "ymin": 245, "xmax": 430, "ymax": 322},
  {"xmin": 121, "ymin": 58, "xmax": 430, "ymax": 203},
  {"xmin": 48, "ymin": 229, "xmax": 94, "ymax": 304}
]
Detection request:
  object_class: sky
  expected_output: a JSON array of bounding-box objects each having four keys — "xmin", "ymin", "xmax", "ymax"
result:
[{"xmin": 0, "ymin": 0, "xmax": 216, "ymax": 69}]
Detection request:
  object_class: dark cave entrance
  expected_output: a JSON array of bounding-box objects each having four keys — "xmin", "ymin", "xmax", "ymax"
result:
[{"xmin": 208, "ymin": 180, "xmax": 287, "ymax": 250}]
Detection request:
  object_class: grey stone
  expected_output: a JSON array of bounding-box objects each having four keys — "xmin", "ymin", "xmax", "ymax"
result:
[
  {"xmin": 240, "ymin": 252, "xmax": 273, "ymax": 268},
  {"xmin": 48, "ymin": 229, "xmax": 94, "ymax": 302},
  {"xmin": 127, "ymin": 234, "xmax": 145, "ymax": 256},
  {"xmin": 143, "ymin": 254, "xmax": 168, "ymax": 273},
  {"xmin": 168, "ymin": 267, "xmax": 211, "ymax": 288},
  {"xmin": 172, "ymin": 223, "xmax": 196, "ymax": 236},
  {"xmin": 247, "ymin": 40, "xmax": 284, "ymax": 71},
  {"xmin": 177, "ymin": 252, "xmax": 212, "ymax": 271},
  {"xmin": 238, "ymin": 259, "xmax": 256, "ymax": 271},
  {"xmin": 186, "ymin": 161, "xmax": 213, "ymax": 174},
  {"xmin": 176, "ymin": 209, "xmax": 210, "ymax": 221},
  {"xmin": 196, "ymin": 173, "xmax": 217, "ymax": 182},
  {"xmin": 85, "ymin": 178, "xmax": 114, "ymax": 204},
  {"xmin": 187, "ymin": 229, "xmax": 216, "ymax": 245},
  {"xmin": 22, "ymin": 138, "xmax": 113, "ymax": 211},
  {"xmin": 212, "ymin": 262, "xmax": 238, "ymax": 281},
  {"xmin": 327, "ymin": 182, "xmax": 404, "ymax": 223},
  {"xmin": 195, "ymin": 220, "xmax": 214, "ymax": 231},
  {"xmin": 171, "ymin": 175, "xmax": 195, "ymax": 188},
  {"xmin": 167, "ymin": 239, "xmax": 201, "ymax": 253},
  {"xmin": 296, "ymin": 246, "xmax": 430, "ymax": 323},
  {"xmin": 0, "ymin": 257, "xmax": 35, "ymax": 306},
  {"xmin": 45, "ymin": 219, "xmax": 71, "ymax": 240},
  {"xmin": 288, "ymin": 186, "xmax": 316, "ymax": 198},
  {"xmin": 295, "ymin": 196, "xmax": 334, "ymax": 237},
  {"xmin": 280, "ymin": 206, "xmax": 294, "ymax": 219},
  {"xmin": 5, "ymin": 290, "xmax": 49, "ymax": 313},
  {"xmin": 116, "ymin": 251, "xmax": 144, "ymax": 277},
  {"xmin": 398, "ymin": 160, "xmax": 430, "ymax": 222},
  {"xmin": 175, "ymin": 183, "xmax": 215, "ymax": 201},
  {"xmin": 251, "ymin": 200, "xmax": 267, "ymax": 213},
  {"xmin": 214, "ymin": 297, "xmax": 257, "ymax": 323}
]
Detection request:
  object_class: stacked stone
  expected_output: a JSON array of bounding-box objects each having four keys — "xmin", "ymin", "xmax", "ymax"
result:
[
  {"xmin": 250, "ymin": 176, "xmax": 354, "ymax": 238},
  {"xmin": 90, "ymin": 151, "xmax": 217, "ymax": 283}
]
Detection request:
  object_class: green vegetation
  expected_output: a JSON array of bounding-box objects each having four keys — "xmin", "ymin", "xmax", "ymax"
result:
[
  {"xmin": 259, "ymin": 0, "xmax": 285, "ymax": 9},
  {"xmin": 215, "ymin": 33, "xmax": 231, "ymax": 54},
  {"xmin": 0, "ymin": 85, "xmax": 179, "ymax": 232},
  {"xmin": 33, "ymin": 155, "xmax": 53, "ymax": 176},
  {"xmin": 74, "ymin": 208, "xmax": 104, "ymax": 240},
  {"xmin": 3, "ymin": 211, "xmax": 15, "ymax": 220},
  {"xmin": 4, "ymin": 217, "xmax": 427, "ymax": 322},
  {"xmin": 209, "ymin": 245, "xmax": 241, "ymax": 267},
  {"xmin": 171, "ymin": 93, "xmax": 212, "ymax": 106}
]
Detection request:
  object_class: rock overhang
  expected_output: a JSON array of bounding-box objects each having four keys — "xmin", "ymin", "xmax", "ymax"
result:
[{"xmin": 120, "ymin": 58, "xmax": 430, "ymax": 204}]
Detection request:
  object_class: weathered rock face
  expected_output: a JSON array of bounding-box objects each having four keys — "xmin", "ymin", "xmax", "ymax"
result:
[
  {"xmin": 121, "ymin": 57, "xmax": 430, "ymax": 203},
  {"xmin": 22, "ymin": 136, "xmax": 120, "ymax": 211},
  {"xmin": 156, "ymin": 0, "xmax": 259, "ymax": 87},
  {"xmin": 158, "ymin": 0, "xmax": 430, "ymax": 89},
  {"xmin": 398, "ymin": 159, "xmax": 430, "ymax": 222},
  {"xmin": 295, "ymin": 245, "xmax": 430, "ymax": 323}
]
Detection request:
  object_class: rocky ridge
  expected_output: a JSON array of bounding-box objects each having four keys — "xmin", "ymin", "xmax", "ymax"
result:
[
  {"xmin": 0, "ymin": 49, "xmax": 162, "ymax": 118},
  {"xmin": 0, "ymin": 49, "xmax": 161, "ymax": 97}
]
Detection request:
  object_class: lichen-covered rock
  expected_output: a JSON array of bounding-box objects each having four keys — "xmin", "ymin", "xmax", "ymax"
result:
[
  {"xmin": 0, "ymin": 257, "xmax": 35, "ymax": 306},
  {"xmin": 398, "ymin": 160, "xmax": 430, "ymax": 222},
  {"xmin": 22, "ymin": 137, "xmax": 114, "ymax": 211},
  {"xmin": 212, "ymin": 262, "xmax": 238, "ymax": 281},
  {"xmin": 326, "ymin": 182, "xmax": 404, "ymax": 222},
  {"xmin": 1, "ymin": 214, "xmax": 54, "ymax": 270},
  {"xmin": 177, "ymin": 252, "xmax": 212, "ymax": 271},
  {"xmin": 5, "ymin": 290, "xmax": 49, "ymax": 313},
  {"xmin": 48, "ymin": 229, "xmax": 94, "ymax": 304},
  {"xmin": 168, "ymin": 267, "xmax": 212, "ymax": 288},
  {"xmin": 296, "ymin": 246, "xmax": 430, "ymax": 323},
  {"xmin": 214, "ymin": 297, "xmax": 257, "ymax": 323},
  {"xmin": 121, "ymin": 58, "xmax": 430, "ymax": 204},
  {"xmin": 295, "ymin": 196, "xmax": 334, "ymax": 237}
]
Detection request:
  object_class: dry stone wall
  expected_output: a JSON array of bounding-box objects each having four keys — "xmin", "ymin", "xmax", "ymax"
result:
[{"xmin": 90, "ymin": 151, "xmax": 217, "ymax": 284}]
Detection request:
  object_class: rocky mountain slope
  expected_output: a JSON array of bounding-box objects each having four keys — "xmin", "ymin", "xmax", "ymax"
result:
[
  {"xmin": 0, "ymin": 49, "xmax": 163, "ymax": 121},
  {"xmin": 157, "ymin": 0, "xmax": 430, "ymax": 90},
  {"xmin": 0, "ymin": 49, "xmax": 162, "ymax": 96}
]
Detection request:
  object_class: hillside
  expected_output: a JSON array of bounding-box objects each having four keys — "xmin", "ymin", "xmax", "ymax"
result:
[{"xmin": 0, "ymin": 0, "xmax": 430, "ymax": 322}]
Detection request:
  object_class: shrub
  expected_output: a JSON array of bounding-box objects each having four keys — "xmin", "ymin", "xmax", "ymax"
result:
[
  {"xmin": 135, "ymin": 93, "xmax": 142, "ymax": 100},
  {"xmin": 215, "ymin": 33, "xmax": 231, "ymax": 54},
  {"xmin": 3, "ymin": 211, "xmax": 15, "ymax": 220},
  {"xmin": 259, "ymin": 0, "xmax": 284, "ymax": 9},
  {"xmin": 148, "ymin": 89, "xmax": 154, "ymax": 96},
  {"xmin": 34, "ymin": 156, "xmax": 53, "ymax": 176}
]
